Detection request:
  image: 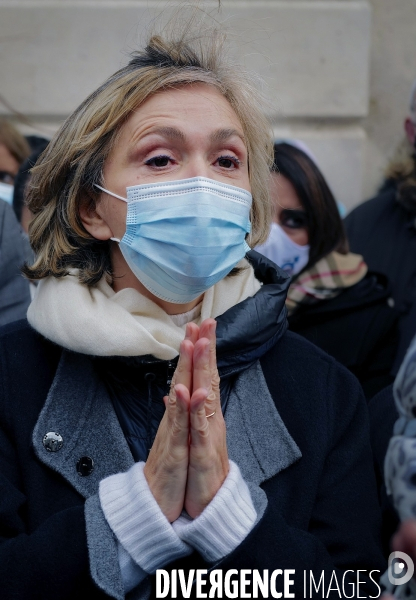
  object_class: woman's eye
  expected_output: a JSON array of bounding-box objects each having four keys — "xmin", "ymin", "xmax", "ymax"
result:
[
  {"xmin": 0, "ymin": 171, "xmax": 15, "ymax": 185},
  {"xmin": 283, "ymin": 217, "xmax": 299, "ymax": 228},
  {"xmin": 145, "ymin": 155, "xmax": 172, "ymax": 168},
  {"xmin": 280, "ymin": 209, "xmax": 308, "ymax": 229},
  {"xmin": 217, "ymin": 156, "xmax": 240, "ymax": 169}
]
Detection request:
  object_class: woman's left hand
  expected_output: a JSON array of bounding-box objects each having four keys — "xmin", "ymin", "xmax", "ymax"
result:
[{"xmin": 174, "ymin": 318, "xmax": 229, "ymax": 519}]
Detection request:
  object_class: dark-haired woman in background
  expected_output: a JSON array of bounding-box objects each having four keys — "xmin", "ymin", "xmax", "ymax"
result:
[
  {"xmin": 13, "ymin": 136, "xmax": 49, "ymax": 235},
  {"xmin": 257, "ymin": 142, "xmax": 399, "ymax": 399}
]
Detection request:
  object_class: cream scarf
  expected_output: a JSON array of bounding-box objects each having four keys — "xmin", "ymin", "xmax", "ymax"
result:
[{"xmin": 27, "ymin": 259, "xmax": 261, "ymax": 360}]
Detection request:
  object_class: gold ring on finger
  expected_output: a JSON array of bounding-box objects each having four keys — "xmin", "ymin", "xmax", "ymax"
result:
[{"xmin": 206, "ymin": 410, "xmax": 216, "ymax": 418}]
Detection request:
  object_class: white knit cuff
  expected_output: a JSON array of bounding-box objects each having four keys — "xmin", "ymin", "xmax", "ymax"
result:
[
  {"xmin": 172, "ymin": 460, "xmax": 257, "ymax": 562},
  {"xmin": 99, "ymin": 462, "xmax": 192, "ymax": 574},
  {"xmin": 117, "ymin": 542, "xmax": 147, "ymax": 593}
]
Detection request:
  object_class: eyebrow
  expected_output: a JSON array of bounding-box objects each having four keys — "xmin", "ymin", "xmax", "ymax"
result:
[
  {"xmin": 209, "ymin": 128, "xmax": 246, "ymax": 145},
  {"xmin": 140, "ymin": 126, "xmax": 245, "ymax": 145},
  {"xmin": 145, "ymin": 126, "xmax": 186, "ymax": 142}
]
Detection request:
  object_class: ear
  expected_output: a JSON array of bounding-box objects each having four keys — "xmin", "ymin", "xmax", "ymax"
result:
[
  {"xmin": 79, "ymin": 194, "xmax": 113, "ymax": 241},
  {"xmin": 404, "ymin": 118, "xmax": 416, "ymax": 146}
]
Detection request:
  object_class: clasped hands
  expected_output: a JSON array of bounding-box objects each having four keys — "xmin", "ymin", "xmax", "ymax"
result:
[{"xmin": 143, "ymin": 318, "xmax": 229, "ymax": 523}]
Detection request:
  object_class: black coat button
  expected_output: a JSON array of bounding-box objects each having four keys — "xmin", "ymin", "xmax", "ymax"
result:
[
  {"xmin": 43, "ymin": 432, "xmax": 63, "ymax": 452},
  {"xmin": 76, "ymin": 456, "xmax": 94, "ymax": 476}
]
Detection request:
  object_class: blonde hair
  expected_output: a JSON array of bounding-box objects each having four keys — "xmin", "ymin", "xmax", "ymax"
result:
[
  {"xmin": 384, "ymin": 137, "xmax": 416, "ymax": 212},
  {"xmin": 24, "ymin": 25, "xmax": 273, "ymax": 285},
  {"xmin": 0, "ymin": 118, "xmax": 30, "ymax": 166}
]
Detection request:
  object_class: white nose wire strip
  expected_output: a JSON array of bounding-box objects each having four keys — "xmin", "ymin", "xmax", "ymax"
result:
[{"xmin": 94, "ymin": 183, "xmax": 128, "ymax": 203}]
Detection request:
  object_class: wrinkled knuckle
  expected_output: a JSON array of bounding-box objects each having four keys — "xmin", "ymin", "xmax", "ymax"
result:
[
  {"xmin": 176, "ymin": 361, "xmax": 186, "ymax": 374},
  {"xmin": 197, "ymin": 421, "xmax": 210, "ymax": 438},
  {"xmin": 212, "ymin": 370, "xmax": 220, "ymax": 386},
  {"xmin": 170, "ymin": 420, "xmax": 183, "ymax": 438},
  {"xmin": 167, "ymin": 395, "xmax": 176, "ymax": 410},
  {"xmin": 170, "ymin": 378, "xmax": 176, "ymax": 391},
  {"xmin": 162, "ymin": 455, "xmax": 183, "ymax": 472},
  {"xmin": 207, "ymin": 390, "xmax": 216, "ymax": 402}
]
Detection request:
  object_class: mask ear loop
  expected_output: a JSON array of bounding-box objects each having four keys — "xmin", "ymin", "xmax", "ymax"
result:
[
  {"xmin": 94, "ymin": 183, "xmax": 128, "ymax": 203},
  {"xmin": 94, "ymin": 183, "xmax": 127, "ymax": 244}
]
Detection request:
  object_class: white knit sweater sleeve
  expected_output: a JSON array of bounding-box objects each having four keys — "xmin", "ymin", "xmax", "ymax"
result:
[
  {"xmin": 172, "ymin": 460, "xmax": 257, "ymax": 562},
  {"xmin": 98, "ymin": 462, "xmax": 192, "ymax": 577},
  {"xmin": 99, "ymin": 460, "xmax": 257, "ymax": 593},
  {"xmin": 116, "ymin": 542, "xmax": 147, "ymax": 592}
]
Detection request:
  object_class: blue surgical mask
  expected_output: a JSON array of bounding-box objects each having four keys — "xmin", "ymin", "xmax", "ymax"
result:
[
  {"xmin": 0, "ymin": 182, "xmax": 14, "ymax": 205},
  {"xmin": 94, "ymin": 177, "xmax": 252, "ymax": 303}
]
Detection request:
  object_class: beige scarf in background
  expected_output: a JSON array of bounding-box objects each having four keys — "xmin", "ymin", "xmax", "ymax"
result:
[{"xmin": 286, "ymin": 251, "xmax": 368, "ymax": 316}]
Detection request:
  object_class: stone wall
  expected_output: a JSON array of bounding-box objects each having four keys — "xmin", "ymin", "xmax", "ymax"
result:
[
  {"xmin": 364, "ymin": 0, "xmax": 416, "ymax": 199},
  {"xmin": 0, "ymin": 0, "xmax": 415, "ymax": 211}
]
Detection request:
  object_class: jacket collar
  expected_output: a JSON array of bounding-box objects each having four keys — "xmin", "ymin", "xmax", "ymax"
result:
[
  {"xmin": 32, "ymin": 351, "xmax": 134, "ymax": 499},
  {"xmin": 226, "ymin": 360, "xmax": 302, "ymax": 483},
  {"xmin": 32, "ymin": 349, "xmax": 301, "ymax": 497},
  {"xmin": 215, "ymin": 251, "xmax": 290, "ymax": 377}
]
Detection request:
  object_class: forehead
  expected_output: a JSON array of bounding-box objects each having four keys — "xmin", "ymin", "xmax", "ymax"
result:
[
  {"xmin": 119, "ymin": 83, "xmax": 245, "ymax": 143},
  {"xmin": 270, "ymin": 173, "xmax": 303, "ymax": 210},
  {"xmin": 0, "ymin": 143, "xmax": 19, "ymax": 175}
]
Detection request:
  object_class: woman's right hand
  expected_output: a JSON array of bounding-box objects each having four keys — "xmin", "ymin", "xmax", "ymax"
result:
[
  {"xmin": 144, "ymin": 321, "xmax": 228, "ymax": 522},
  {"xmin": 143, "ymin": 331, "xmax": 195, "ymax": 523}
]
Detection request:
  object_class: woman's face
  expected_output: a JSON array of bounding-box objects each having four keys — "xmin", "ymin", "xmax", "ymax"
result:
[
  {"xmin": 82, "ymin": 83, "xmax": 250, "ymax": 310},
  {"xmin": 270, "ymin": 172, "xmax": 309, "ymax": 246},
  {"xmin": 0, "ymin": 143, "xmax": 19, "ymax": 184}
]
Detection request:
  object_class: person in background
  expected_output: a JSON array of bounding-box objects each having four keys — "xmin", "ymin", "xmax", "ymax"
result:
[
  {"xmin": 256, "ymin": 142, "xmax": 399, "ymax": 399},
  {"xmin": 345, "ymin": 79, "xmax": 416, "ymax": 376},
  {"xmin": 13, "ymin": 137, "xmax": 49, "ymax": 234},
  {"xmin": 0, "ymin": 118, "xmax": 30, "ymax": 206},
  {"xmin": 0, "ymin": 198, "xmax": 31, "ymax": 325},
  {"xmin": 0, "ymin": 119, "xmax": 32, "ymax": 320},
  {"xmin": 11, "ymin": 139, "xmax": 50, "ymax": 300},
  {"xmin": 368, "ymin": 333, "xmax": 416, "ymax": 594}
]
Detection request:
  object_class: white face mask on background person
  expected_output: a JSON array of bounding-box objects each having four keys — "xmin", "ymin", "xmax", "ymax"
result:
[
  {"xmin": 0, "ymin": 182, "xmax": 14, "ymax": 205},
  {"xmin": 256, "ymin": 222, "xmax": 310, "ymax": 276}
]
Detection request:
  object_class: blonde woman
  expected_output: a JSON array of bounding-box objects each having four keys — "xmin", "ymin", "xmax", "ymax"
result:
[{"xmin": 0, "ymin": 25, "xmax": 383, "ymax": 599}]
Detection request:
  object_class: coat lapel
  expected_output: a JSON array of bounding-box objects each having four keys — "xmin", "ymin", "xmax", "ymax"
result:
[
  {"xmin": 225, "ymin": 361, "xmax": 302, "ymax": 486},
  {"xmin": 32, "ymin": 350, "xmax": 134, "ymax": 499},
  {"xmin": 33, "ymin": 352, "xmax": 300, "ymax": 496}
]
